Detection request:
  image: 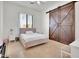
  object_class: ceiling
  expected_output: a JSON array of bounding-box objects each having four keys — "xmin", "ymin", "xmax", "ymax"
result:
[{"xmin": 10, "ymin": 1, "xmax": 71, "ymax": 12}]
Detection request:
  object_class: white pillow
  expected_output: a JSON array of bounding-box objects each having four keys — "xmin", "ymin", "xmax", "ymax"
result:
[{"xmin": 25, "ymin": 31, "xmax": 33, "ymax": 34}]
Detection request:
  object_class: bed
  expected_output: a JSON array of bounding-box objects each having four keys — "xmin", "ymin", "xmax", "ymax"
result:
[{"xmin": 19, "ymin": 28, "xmax": 49, "ymax": 48}]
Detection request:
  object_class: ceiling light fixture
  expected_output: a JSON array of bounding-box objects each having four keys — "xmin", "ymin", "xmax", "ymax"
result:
[
  {"xmin": 37, "ymin": 1, "xmax": 40, "ymax": 5},
  {"xmin": 30, "ymin": 1, "xmax": 46, "ymax": 5}
]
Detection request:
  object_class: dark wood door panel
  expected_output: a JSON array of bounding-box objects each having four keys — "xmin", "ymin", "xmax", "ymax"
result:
[
  {"xmin": 50, "ymin": 27, "xmax": 60, "ymax": 42},
  {"xmin": 49, "ymin": 8, "xmax": 59, "ymax": 41},
  {"xmin": 60, "ymin": 26, "xmax": 73, "ymax": 44},
  {"xmin": 49, "ymin": 25, "xmax": 57, "ymax": 37},
  {"xmin": 59, "ymin": 2, "xmax": 75, "ymax": 44},
  {"xmin": 60, "ymin": 3, "xmax": 74, "ymax": 21},
  {"xmin": 49, "ymin": 2, "xmax": 75, "ymax": 45},
  {"xmin": 61, "ymin": 7, "xmax": 74, "ymax": 26}
]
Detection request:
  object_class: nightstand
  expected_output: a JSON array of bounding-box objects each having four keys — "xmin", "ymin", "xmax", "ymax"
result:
[
  {"xmin": 15, "ymin": 37, "xmax": 19, "ymax": 41},
  {"xmin": 9, "ymin": 35, "xmax": 15, "ymax": 42}
]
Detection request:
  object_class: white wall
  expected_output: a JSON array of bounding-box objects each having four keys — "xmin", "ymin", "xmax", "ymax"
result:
[
  {"xmin": 41, "ymin": 12, "xmax": 49, "ymax": 36},
  {"xmin": 45, "ymin": 1, "xmax": 70, "ymax": 12},
  {"xmin": 0, "ymin": 2, "xmax": 3, "ymax": 39},
  {"xmin": 75, "ymin": 2, "xmax": 79, "ymax": 40},
  {"xmin": 3, "ymin": 2, "xmax": 43, "ymax": 38}
]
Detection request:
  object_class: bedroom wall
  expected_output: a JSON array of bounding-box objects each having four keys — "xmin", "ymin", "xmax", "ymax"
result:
[
  {"xmin": 45, "ymin": 1, "xmax": 70, "ymax": 12},
  {"xmin": 3, "ymin": 2, "xmax": 43, "ymax": 38},
  {"xmin": 40, "ymin": 12, "xmax": 49, "ymax": 36},
  {"xmin": 0, "ymin": 2, "xmax": 3, "ymax": 39},
  {"xmin": 75, "ymin": 2, "xmax": 79, "ymax": 40}
]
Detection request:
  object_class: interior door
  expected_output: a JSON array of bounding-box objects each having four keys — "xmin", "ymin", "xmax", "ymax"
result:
[
  {"xmin": 49, "ymin": 2, "xmax": 75, "ymax": 45},
  {"xmin": 60, "ymin": 2, "xmax": 75, "ymax": 44},
  {"xmin": 49, "ymin": 9, "xmax": 59, "ymax": 42}
]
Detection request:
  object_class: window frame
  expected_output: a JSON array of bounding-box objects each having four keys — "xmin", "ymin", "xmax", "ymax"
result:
[{"xmin": 19, "ymin": 13, "xmax": 33, "ymax": 28}]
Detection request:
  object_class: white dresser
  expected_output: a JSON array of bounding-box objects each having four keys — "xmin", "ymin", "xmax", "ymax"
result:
[{"xmin": 70, "ymin": 40, "xmax": 79, "ymax": 58}]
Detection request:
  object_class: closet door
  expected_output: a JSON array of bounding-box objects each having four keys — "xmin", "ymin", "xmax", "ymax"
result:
[
  {"xmin": 49, "ymin": 2, "xmax": 75, "ymax": 45},
  {"xmin": 49, "ymin": 8, "xmax": 60, "ymax": 42},
  {"xmin": 60, "ymin": 2, "xmax": 75, "ymax": 44}
]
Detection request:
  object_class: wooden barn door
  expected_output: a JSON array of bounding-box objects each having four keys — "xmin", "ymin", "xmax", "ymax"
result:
[{"xmin": 49, "ymin": 2, "xmax": 75, "ymax": 45}]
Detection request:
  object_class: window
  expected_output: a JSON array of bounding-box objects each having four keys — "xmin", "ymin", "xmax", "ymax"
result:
[
  {"xmin": 28, "ymin": 14, "xmax": 33, "ymax": 28},
  {"xmin": 20, "ymin": 13, "xmax": 33, "ymax": 28}
]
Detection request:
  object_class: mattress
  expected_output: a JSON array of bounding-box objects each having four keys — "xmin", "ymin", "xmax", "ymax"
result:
[{"xmin": 20, "ymin": 33, "xmax": 49, "ymax": 48}]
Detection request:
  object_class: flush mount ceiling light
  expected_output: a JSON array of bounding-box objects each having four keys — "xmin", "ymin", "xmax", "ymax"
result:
[{"xmin": 30, "ymin": 1, "xmax": 46, "ymax": 5}]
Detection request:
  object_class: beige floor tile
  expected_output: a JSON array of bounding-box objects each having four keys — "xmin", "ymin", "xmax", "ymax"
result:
[{"xmin": 5, "ymin": 40, "xmax": 71, "ymax": 58}]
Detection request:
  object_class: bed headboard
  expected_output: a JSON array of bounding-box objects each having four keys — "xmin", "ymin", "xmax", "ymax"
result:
[{"xmin": 20, "ymin": 28, "xmax": 36, "ymax": 34}]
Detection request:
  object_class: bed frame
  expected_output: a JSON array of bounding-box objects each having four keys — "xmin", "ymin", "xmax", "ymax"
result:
[{"xmin": 19, "ymin": 28, "xmax": 48, "ymax": 48}]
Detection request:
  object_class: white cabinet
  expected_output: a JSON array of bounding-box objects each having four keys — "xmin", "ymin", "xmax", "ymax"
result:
[
  {"xmin": 70, "ymin": 40, "xmax": 79, "ymax": 58},
  {"xmin": 9, "ymin": 35, "xmax": 15, "ymax": 41},
  {"xmin": 9, "ymin": 29, "xmax": 15, "ymax": 41}
]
